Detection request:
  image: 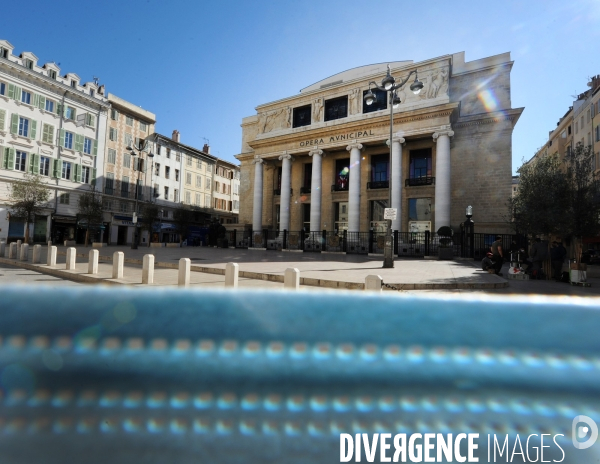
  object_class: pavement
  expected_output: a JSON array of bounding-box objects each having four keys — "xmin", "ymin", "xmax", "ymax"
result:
[{"xmin": 1, "ymin": 244, "xmax": 599, "ymax": 295}]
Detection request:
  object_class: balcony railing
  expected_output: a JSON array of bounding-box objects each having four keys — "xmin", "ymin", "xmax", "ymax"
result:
[
  {"xmin": 367, "ymin": 180, "xmax": 389, "ymax": 190},
  {"xmin": 300, "ymin": 186, "xmax": 311, "ymax": 194},
  {"xmin": 104, "ymin": 187, "xmax": 114, "ymax": 195},
  {"xmin": 405, "ymin": 176, "xmax": 435, "ymax": 187},
  {"xmin": 273, "ymin": 188, "xmax": 292, "ymax": 196},
  {"xmin": 120, "ymin": 190, "xmax": 130, "ymax": 198},
  {"xmin": 331, "ymin": 184, "xmax": 349, "ymax": 192}
]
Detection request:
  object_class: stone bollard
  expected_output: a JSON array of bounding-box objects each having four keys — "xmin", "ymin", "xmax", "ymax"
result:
[
  {"xmin": 365, "ymin": 275, "xmax": 383, "ymax": 292},
  {"xmin": 225, "ymin": 262, "xmax": 239, "ymax": 288},
  {"xmin": 142, "ymin": 254, "xmax": 155, "ymax": 284},
  {"xmin": 48, "ymin": 246, "xmax": 57, "ymax": 267},
  {"xmin": 88, "ymin": 249, "xmax": 99, "ymax": 274},
  {"xmin": 284, "ymin": 268, "xmax": 300, "ymax": 290},
  {"xmin": 66, "ymin": 247, "xmax": 76, "ymax": 270},
  {"xmin": 20, "ymin": 243, "xmax": 29, "ymax": 261},
  {"xmin": 9, "ymin": 243, "xmax": 17, "ymax": 259},
  {"xmin": 32, "ymin": 244, "xmax": 42, "ymax": 264},
  {"xmin": 113, "ymin": 252, "xmax": 124, "ymax": 279},
  {"xmin": 178, "ymin": 258, "xmax": 190, "ymax": 287},
  {"xmin": 16, "ymin": 240, "xmax": 21, "ymax": 255},
  {"xmin": 0, "ymin": 241, "xmax": 5, "ymax": 257}
]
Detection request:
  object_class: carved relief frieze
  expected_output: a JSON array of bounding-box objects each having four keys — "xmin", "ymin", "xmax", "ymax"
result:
[{"xmin": 257, "ymin": 106, "xmax": 291, "ymax": 134}]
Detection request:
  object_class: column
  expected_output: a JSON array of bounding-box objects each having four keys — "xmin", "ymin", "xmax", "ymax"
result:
[
  {"xmin": 346, "ymin": 142, "xmax": 363, "ymax": 232},
  {"xmin": 278, "ymin": 152, "xmax": 294, "ymax": 233},
  {"xmin": 433, "ymin": 130, "xmax": 454, "ymax": 231},
  {"xmin": 387, "ymin": 135, "xmax": 405, "ymax": 231},
  {"xmin": 308, "ymin": 148, "xmax": 324, "ymax": 232},
  {"xmin": 252, "ymin": 157, "xmax": 264, "ymax": 232}
]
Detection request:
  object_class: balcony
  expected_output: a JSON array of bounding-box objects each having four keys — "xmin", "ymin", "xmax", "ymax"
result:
[
  {"xmin": 120, "ymin": 189, "xmax": 130, "ymax": 198},
  {"xmin": 405, "ymin": 176, "xmax": 435, "ymax": 187},
  {"xmin": 367, "ymin": 180, "xmax": 389, "ymax": 190},
  {"xmin": 273, "ymin": 188, "xmax": 293, "ymax": 196},
  {"xmin": 300, "ymin": 186, "xmax": 311, "ymax": 194},
  {"xmin": 104, "ymin": 187, "xmax": 114, "ymax": 195},
  {"xmin": 331, "ymin": 184, "xmax": 349, "ymax": 192}
]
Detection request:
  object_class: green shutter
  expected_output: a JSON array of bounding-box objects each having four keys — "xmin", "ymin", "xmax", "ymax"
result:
[
  {"xmin": 32, "ymin": 94, "xmax": 39, "ymax": 108},
  {"xmin": 92, "ymin": 139, "xmax": 97, "ymax": 156},
  {"xmin": 1, "ymin": 147, "xmax": 5, "ymax": 169},
  {"xmin": 91, "ymin": 167, "xmax": 96, "ymax": 186},
  {"xmin": 30, "ymin": 120, "xmax": 37, "ymax": 140},
  {"xmin": 52, "ymin": 159, "xmax": 58, "ymax": 177},
  {"xmin": 8, "ymin": 84, "xmax": 15, "ymax": 99},
  {"xmin": 75, "ymin": 134, "xmax": 84, "ymax": 152},
  {"xmin": 38, "ymin": 95, "xmax": 46, "ymax": 110},
  {"xmin": 28, "ymin": 152, "xmax": 34, "ymax": 173},
  {"xmin": 14, "ymin": 86, "xmax": 21, "ymax": 102},
  {"xmin": 56, "ymin": 103, "xmax": 61, "ymax": 115},
  {"xmin": 60, "ymin": 129, "xmax": 65, "ymax": 147},
  {"xmin": 7, "ymin": 148, "xmax": 15, "ymax": 170},
  {"xmin": 57, "ymin": 160, "xmax": 63, "ymax": 178},
  {"xmin": 74, "ymin": 164, "xmax": 81, "ymax": 182},
  {"xmin": 11, "ymin": 113, "xmax": 18, "ymax": 134},
  {"xmin": 0, "ymin": 109, "xmax": 5, "ymax": 131},
  {"xmin": 33, "ymin": 153, "xmax": 40, "ymax": 174},
  {"xmin": 71, "ymin": 108, "xmax": 76, "ymax": 121}
]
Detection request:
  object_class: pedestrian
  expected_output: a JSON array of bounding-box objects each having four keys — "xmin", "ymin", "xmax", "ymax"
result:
[
  {"xmin": 530, "ymin": 237, "xmax": 549, "ymax": 277},
  {"xmin": 551, "ymin": 241, "xmax": 567, "ymax": 281},
  {"xmin": 491, "ymin": 235, "xmax": 504, "ymax": 276}
]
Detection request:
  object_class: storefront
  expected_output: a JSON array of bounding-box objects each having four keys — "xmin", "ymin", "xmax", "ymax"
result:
[{"xmin": 52, "ymin": 215, "xmax": 77, "ymax": 244}]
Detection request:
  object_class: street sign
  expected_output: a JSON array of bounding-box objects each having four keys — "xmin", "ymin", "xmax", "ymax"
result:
[
  {"xmin": 132, "ymin": 213, "xmax": 138, "ymax": 224},
  {"xmin": 384, "ymin": 208, "xmax": 397, "ymax": 220}
]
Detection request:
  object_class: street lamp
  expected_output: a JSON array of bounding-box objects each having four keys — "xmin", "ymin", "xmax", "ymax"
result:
[
  {"xmin": 126, "ymin": 142, "xmax": 154, "ymax": 249},
  {"xmin": 364, "ymin": 65, "xmax": 423, "ymax": 268}
]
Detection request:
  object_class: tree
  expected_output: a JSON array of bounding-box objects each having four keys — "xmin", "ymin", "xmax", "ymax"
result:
[
  {"xmin": 8, "ymin": 173, "xmax": 51, "ymax": 243},
  {"xmin": 78, "ymin": 187, "xmax": 104, "ymax": 246},
  {"xmin": 140, "ymin": 203, "xmax": 161, "ymax": 247},
  {"xmin": 173, "ymin": 204, "xmax": 193, "ymax": 246}
]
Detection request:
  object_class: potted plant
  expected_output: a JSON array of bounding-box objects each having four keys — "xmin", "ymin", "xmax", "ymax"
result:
[{"xmin": 437, "ymin": 226, "xmax": 454, "ymax": 260}]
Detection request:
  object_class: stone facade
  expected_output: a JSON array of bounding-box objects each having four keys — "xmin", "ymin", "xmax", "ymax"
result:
[{"xmin": 237, "ymin": 52, "xmax": 523, "ymax": 234}]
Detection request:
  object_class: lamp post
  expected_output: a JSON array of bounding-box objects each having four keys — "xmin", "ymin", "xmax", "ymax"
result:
[
  {"xmin": 126, "ymin": 142, "xmax": 154, "ymax": 249},
  {"xmin": 364, "ymin": 65, "xmax": 423, "ymax": 268}
]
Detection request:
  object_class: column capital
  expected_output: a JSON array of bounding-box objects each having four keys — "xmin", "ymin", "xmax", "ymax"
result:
[
  {"xmin": 251, "ymin": 156, "xmax": 265, "ymax": 165},
  {"xmin": 346, "ymin": 141, "xmax": 363, "ymax": 152},
  {"xmin": 278, "ymin": 153, "xmax": 294, "ymax": 162},
  {"xmin": 386, "ymin": 136, "xmax": 405, "ymax": 147},
  {"xmin": 308, "ymin": 148, "xmax": 325, "ymax": 157},
  {"xmin": 433, "ymin": 130, "xmax": 454, "ymax": 140}
]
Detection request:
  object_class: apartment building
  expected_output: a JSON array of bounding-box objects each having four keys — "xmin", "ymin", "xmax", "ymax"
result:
[
  {"xmin": 0, "ymin": 40, "xmax": 109, "ymax": 244},
  {"xmin": 180, "ymin": 140, "xmax": 215, "ymax": 211},
  {"xmin": 102, "ymin": 93, "xmax": 156, "ymax": 245},
  {"xmin": 212, "ymin": 156, "xmax": 240, "ymax": 224}
]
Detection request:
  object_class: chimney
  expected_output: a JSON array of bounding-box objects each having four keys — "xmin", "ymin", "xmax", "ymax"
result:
[
  {"xmin": 203, "ymin": 143, "xmax": 210, "ymax": 154},
  {"xmin": 172, "ymin": 130, "xmax": 180, "ymax": 143}
]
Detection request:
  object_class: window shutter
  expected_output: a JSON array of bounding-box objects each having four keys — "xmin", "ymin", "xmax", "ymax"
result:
[
  {"xmin": 7, "ymin": 148, "xmax": 15, "ymax": 170},
  {"xmin": 75, "ymin": 164, "xmax": 82, "ymax": 182},
  {"xmin": 52, "ymin": 159, "xmax": 58, "ymax": 177},
  {"xmin": 8, "ymin": 84, "xmax": 15, "ymax": 99},
  {"xmin": 30, "ymin": 120, "xmax": 37, "ymax": 140},
  {"xmin": 60, "ymin": 129, "xmax": 65, "ymax": 147},
  {"xmin": 71, "ymin": 108, "xmax": 76, "ymax": 121},
  {"xmin": 0, "ymin": 109, "xmax": 5, "ymax": 131},
  {"xmin": 11, "ymin": 113, "xmax": 18, "ymax": 134},
  {"xmin": 58, "ymin": 160, "xmax": 64, "ymax": 178},
  {"xmin": 32, "ymin": 94, "xmax": 39, "ymax": 107},
  {"xmin": 91, "ymin": 167, "xmax": 96, "ymax": 186},
  {"xmin": 56, "ymin": 103, "xmax": 62, "ymax": 115},
  {"xmin": 14, "ymin": 86, "xmax": 21, "ymax": 102},
  {"xmin": 33, "ymin": 153, "xmax": 40, "ymax": 174},
  {"xmin": 1, "ymin": 147, "xmax": 6, "ymax": 169},
  {"xmin": 38, "ymin": 95, "xmax": 45, "ymax": 110},
  {"xmin": 92, "ymin": 139, "xmax": 97, "ymax": 156},
  {"xmin": 75, "ymin": 134, "xmax": 84, "ymax": 152}
]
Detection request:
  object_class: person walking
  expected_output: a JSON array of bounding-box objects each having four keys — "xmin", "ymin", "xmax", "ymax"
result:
[
  {"xmin": 491, "ymin": 235, "xmax": 504, "ymax": 276},
  {"xmin": 530, "ymin": 237, "xmax": 549, "ymax": 278},
  {"xmin": 551, "ymin": 241, "xmax": 567, "ymax": 281}
]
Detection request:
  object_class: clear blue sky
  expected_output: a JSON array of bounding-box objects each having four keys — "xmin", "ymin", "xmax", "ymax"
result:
[{"xmin": 3, "ymin": 0, "xmax": 599, "ymax": 172}]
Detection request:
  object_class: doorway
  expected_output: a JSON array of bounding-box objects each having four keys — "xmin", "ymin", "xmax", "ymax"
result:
[{"xmin": 117, "ymin": 226, "xmax": 128, "ymax": 245}]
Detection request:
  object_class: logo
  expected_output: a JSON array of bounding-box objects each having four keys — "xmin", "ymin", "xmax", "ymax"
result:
[{"xmin": 572, "ymin": 415, "xmax": 598, "ymax": 450}]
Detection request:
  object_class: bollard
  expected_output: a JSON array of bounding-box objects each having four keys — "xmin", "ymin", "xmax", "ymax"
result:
[
  {"xmin": 284, "ymin": 268, "xmax": 300, "ymax": 290},
  {"xmin": 113, "ymin": 252, "xmax": 124, "ymax": 279},
  {"xmin": 365, "ymin": 275, "xmax": 383, "ymax": 292},
  {"xmin": 178, "ymin": 258, "xmax": 190, "ymax": 287},
  {"xmin": 48, "ymin": 246, "xmax": 57, "ymax": 267},
  {"xmin": 32, "ymin": 244, "xmax": 41, "ymax": 264},
  {"xmin": 142, "ymin": 254, "xmax": 155, "ymax": 284},
  {"xmin": 0, "ymin": 241, "xmax": 5, "ymax": 257},
  {"xmin": 16, "ymin": 240, "xmax": 21, "ymax": 255},
  {"xmin": 20, "ymin": 243, "xmax": 29, "ymax": 261},
  {"xmin": 225, "ymin": 262, "xmax": 239, "ymax": 288},
  {"xmin": 66, "ymin": 247, "xmax": 76, "ymax": 270},
  {"xmin": 9, "ymin": 243, "xmax": 17, "ymax": 259},
  {"xmin": 88, "ymin": 249, "xmax": 99, "ymax": 274}
]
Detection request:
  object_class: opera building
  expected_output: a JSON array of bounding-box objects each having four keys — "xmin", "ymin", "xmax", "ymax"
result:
[{"xmin": 235, "ymin": 52, "xmax": 523, "ymax": 246}]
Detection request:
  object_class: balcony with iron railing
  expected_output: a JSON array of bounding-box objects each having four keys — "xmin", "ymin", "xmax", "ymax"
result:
[
  {"xmin": 331, "ymin": 184, "xmax": 349, "ymax": 192},
  {"xmin": 273, "ymin": 188, "xmax": 293, "ymax": 196},
  {"xmin": 405, "ymin": 176, "xmax": 435, "ymax": 187},
  {"xmin": 367, "ymin": 180, "xmax": 389, "ymax": 190}
]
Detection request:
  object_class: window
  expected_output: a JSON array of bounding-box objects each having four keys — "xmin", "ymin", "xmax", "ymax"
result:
[
  {"xmin": 163, "ymin": 210, "xmax": 169, "ymax": 218},
  {"xmin": 186, "ymin": 172, "xmax": 191, "ymax": 185},
  {"xmin": 65, "ymin": 106, "xmax": 76, "ymax": 120},
  {"xmin": 186, "ymin": 155, "xmax": 192, "ymax": 166},
  {"xmin": 0, "ymin": 82, "xmax": 5, "ymax": 95},
  {"xmin": 196, "ymin": 175, "xmax": 202, "ymax": 188},
  {"xmin": 165, "ymin": 166, "xmax": 170, "ymax": 179},
  {"xmin": 124, "ymin": 133, "xmax": 133, "ymax": 148},
  {"xmin": 206, "ymin": 195, "xmax": 211, "ymax": 207},
  {"xmin": 174, "ymin": 189, "xmax": 179, "ymax": 203},
  {"xmin": 164, "ymin": 186, "xmax": 169, "ymax": 200},
  {"xmin": 166, "ymin": 148, "xmax": 171, "ymax": 159},
  {"xmin": 103, "ymin": 200, "xmax": 112, "ymax": 210},
  {"xmin": 324, "ymin": 96, "xmax": 348, "ymax": 122},
  {"xmin": 155, "ymin": 163, "xmax": 160, "ymax": 176},
  {"xmin": 42, "ymin": 99, "xmax": 55, "ymax": 113},
  {"xmin": 15, "ymin": 151, "xmax": 27, "ymax": 171},
  {"xmin": 120, "ymin": 202, "xmax": 128, "ymax": 213},
  {"xmin": 363, "ymin": 88, "xmax": 387, "ymax": 113},
  {"xmin": 371, "ymin": 154, "xmax": 389, "ymax": 182},
  {"xmin": 568, "ymin": 125, "xmax": 572, "ymax": 135},
  {"xmin": 21, "ymin": 90, "xmax": 31, "ymax": 105},
  {"xmin": 197, "ymin": 158, "xmax": 202, "ymax": 169},
  {"xmin": 596, "ymin": 125, "xmax": 600, "ymax": 142},
  {"xmin": 207, "ymin": 164, "xmax": 212, "ymax": 173},
  {"xmin": 49, "ymin": 70, "xmax": 57, "ymax": 80},
  {"xmin": 42, "ymin": 123, "xmax": 54, "ymax": 144},
  {"xmin": 109, "ymin": 128, "xmax": 117, "ymax": 141},
  {"xmin": 85, "ymin": 113, "xmax": 95, "ymax": 127},
  {"xmin": 63, "ymin": 131, "xmax": 73, "ymax": 149},
  {"xmin": 71, "ymin": 80, "xmax": 77, "ymax": 88},
  {"xmin": 176, "ymin": 152, "xmax": 180, "ymax": 162},
  {"xmin": 334, "ymin": 159, "xmax": 350, "ymax": 190},
  {"xmin": 82, "ymin": 166, "xmax": 90, "ymax": 184},
  {"xmin": 122, "ymin": 176, "xmax": 130, "ymax": 197},
  {"xmin": 123, "ymin": 153, "xmax": 131, "ymax": 169},
  {"xmin": 0, "ymin": 48, "xmax": 7, "ymax": 58},
  {"xmin": 409, "ymin": 148, "xmax": 433, "ymax": 181},
  {"xmin": 292, "ymin": 105, "xmax": 311, "ymax": 128},
  {"xmin": 408, "ymin": 198, "xmax": 432, "ymax": 221},
  {"xmin": 110, "ymin": 109, "xmax": 118, "ymax": 120},
  {"xmin": 90, "ymin": 90, "xmax": 94, "ymax": 98},
  {"xmin": 18, "ymin": 117, "xmax": 30, "ymax": 137},
  {"xmin": 105, "ymin": 172, "xmax": 114, "ymax": 194},
  {"xmin": 206, "ymin": 178, "xmax": 211, "ymax": 190},
  {"xmin": 125, "ymin": 115, "xmax": 133, "ymax": 126},
  {"xmin": 83, "ymin": 137, "xmax": 93, "ymax": 155},
  {"xmin": 62, "ymin": 161, "xmax": 72, "ymax": 180},
  {"xmin": 40, "ymin": 156, "xmax": 50, "ymax": 176},
  {"xmin": 139, "ymin": 121, "xmax": 147, "ymax": 132},
  {"xmin": 185, "ymin": 191, "xmax": 191, "ymax": 204},
  {"xmin": 107, "ymin": 149, "xmax": 116, "ymax": 164},
  {"xmin": 175, "ymin": 169, "xmax": 180, "ymax": 181},
  {"xmin": 215, "ymin": 181, "xmax": 220, "ymax": 192},
  {"xmin": 303, "ymin": 163, "xmax": 312, "ymax": 189},
  {"xmin": 24, "ymin": 59, "xmax": 33, "ymax": 69},
  {"xmin": 59, "ymin": 193, "xmax": 70, "ymax": 205}
]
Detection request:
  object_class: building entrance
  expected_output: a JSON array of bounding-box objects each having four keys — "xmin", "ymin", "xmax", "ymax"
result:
[{"xmin": 117, "ymin": 226, "xmax": 128, "ymax": 245}]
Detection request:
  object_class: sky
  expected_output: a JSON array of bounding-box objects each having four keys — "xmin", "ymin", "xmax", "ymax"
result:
[{"xmin": 3, "ymin": 0, "xmax": 600, "ymax": 172}]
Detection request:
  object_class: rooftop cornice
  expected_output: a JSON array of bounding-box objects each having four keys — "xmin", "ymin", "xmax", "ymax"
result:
[
  {"xmin": 151, "ymin": 133, "xmax": 218, "ymax": 162},
  {"xmin": 453, "ymin": 107, "xmax": 524, "ymax": 129}
]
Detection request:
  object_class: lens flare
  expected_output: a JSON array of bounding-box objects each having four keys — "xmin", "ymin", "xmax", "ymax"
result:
[{"xmin": 478, "ymin": 89, "xmax": 498, "ymax": 111}]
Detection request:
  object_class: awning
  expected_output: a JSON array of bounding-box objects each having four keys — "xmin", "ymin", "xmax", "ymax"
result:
[
  {"xmin": 114, "ymin": 215, "xmax": 134, "ymax": 221},
  {"xmin": 53, "ymin": 215, "xmax": 77, "ymax": 224},
  {"xmin": 161, "ymin": 223, "xmax": 176, "ymax": 230}
]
